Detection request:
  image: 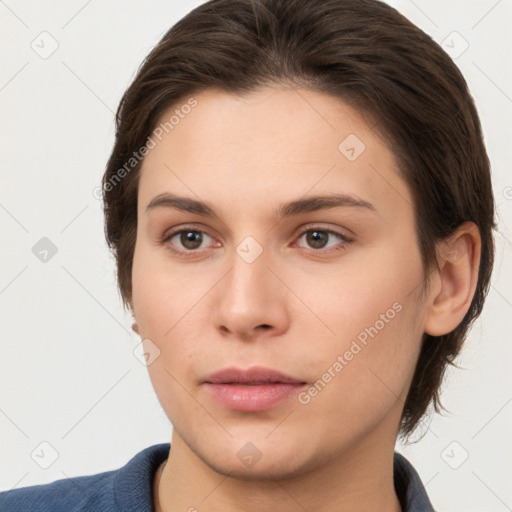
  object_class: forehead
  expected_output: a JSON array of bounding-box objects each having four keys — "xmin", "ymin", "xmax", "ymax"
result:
[{"xmin": 137, "ymin": 86, "xmax": 413, "ymax": 221}]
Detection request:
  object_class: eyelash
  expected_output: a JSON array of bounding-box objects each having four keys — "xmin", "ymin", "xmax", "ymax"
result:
[{"xmin": 159, "ymin": 224, "xmax": 353, "ymax": 257}]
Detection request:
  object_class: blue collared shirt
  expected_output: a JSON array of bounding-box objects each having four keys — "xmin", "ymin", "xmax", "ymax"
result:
[{"xmin": 0, "ymin": 444, "xmax": 436, "ymax": 511}]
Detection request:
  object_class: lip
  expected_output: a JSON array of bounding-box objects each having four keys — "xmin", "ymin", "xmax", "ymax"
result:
[
  {"xmin": 203, "ymin": 366, "xmax": 307, "ymax": 412},
  {"xmin": 204, "ymin": 365, "xmax": 305, "ymax": 385}
]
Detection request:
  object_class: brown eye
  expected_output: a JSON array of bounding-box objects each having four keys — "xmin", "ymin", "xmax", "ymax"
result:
[
  {"xmin": 179, "ymin": 231, "xmax": 204, "ymax": 250},
  {"xmin": 296, "ymin": 228, "xmax": 352, "ymax": 253},
  {"xmin": 161, "ymin": 227, "xmax": 217, "ymax": 255},
  {"xmin": 306, "ymin": 230, "xmax": 329, "ymax": 249}
]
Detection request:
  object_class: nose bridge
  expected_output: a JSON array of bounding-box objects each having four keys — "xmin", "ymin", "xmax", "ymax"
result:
[
  {"xmin": 213, "ymin": 234, "xmax": 287, "ymax": 336},
  {"xmin": 225, "ymin": 236, "xmax": 273, "ymax": 309}
]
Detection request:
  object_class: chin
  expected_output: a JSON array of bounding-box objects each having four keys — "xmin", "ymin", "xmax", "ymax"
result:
[
  {"xmin": 188, "ymin": 432, "xmax": 322, "ymax": 482},
  {"xmin": 205, "ymin": 454, "xmax": 314, "ymax": 482}
]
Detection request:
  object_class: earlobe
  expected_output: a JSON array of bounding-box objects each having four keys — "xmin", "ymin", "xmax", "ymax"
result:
[
  {"xmin": 129, "ymin": 303, "xmax": 140, "ymax": 335},
  {"xmin": 424, "ymin": 222, "xmax": 481, "ymax": 337}
]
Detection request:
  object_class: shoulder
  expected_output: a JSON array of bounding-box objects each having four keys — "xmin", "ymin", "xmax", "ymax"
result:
[
  {"xmin": 0, "ymin": 443, "xmax": 170, "ymax": 512},
  {"xmin": 0, "ymin": 469, "xmax": 116, "ymax": 512}
]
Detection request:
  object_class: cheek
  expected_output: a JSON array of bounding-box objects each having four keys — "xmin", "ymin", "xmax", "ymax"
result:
[
  {"xmin": 131, "ymin": 243, "xmax": 210, "ymax": 392},
  {"xmin": 290, "ymin": 294, "xmax": 423, "ymax": 449},
  {"xmin": 131, "ymin": 240, "xmax": 195, "ymax": 336},
  {"xmin": 297, "ymin": 242, "xmax": 423, "ymax": 345},
  {"xmin": 294, "ymin": 245, "xmax": 425, "ymax": 405}
]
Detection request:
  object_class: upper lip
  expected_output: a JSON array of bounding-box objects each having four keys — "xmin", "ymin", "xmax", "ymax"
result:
[{"xmin": 204, "ymin": 366, "xmax": 306, "ymax": 385}]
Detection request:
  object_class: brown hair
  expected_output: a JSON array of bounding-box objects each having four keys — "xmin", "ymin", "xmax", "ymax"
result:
[{"xmin": 102, "ymin": 0, "xmax": 496, "ymax": 439}]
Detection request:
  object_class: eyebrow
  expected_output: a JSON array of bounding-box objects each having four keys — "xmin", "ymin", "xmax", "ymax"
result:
[{"xmin": 145, "ymin": 192, "xmax": 376, "ymax": 219}]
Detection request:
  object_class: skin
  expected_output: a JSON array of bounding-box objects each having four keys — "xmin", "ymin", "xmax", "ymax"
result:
[{"xmin": 129, "ymin": 86, "xmax": 481, "ymax": 512}]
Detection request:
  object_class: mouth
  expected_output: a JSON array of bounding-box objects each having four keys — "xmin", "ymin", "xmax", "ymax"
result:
[{"xmin": 203, "ymin": 366, "xmax": 307, "ymax": 412}]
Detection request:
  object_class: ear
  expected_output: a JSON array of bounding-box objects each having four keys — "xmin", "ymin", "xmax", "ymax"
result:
[
  {"xmin": 424, "ymin": 221, "xmax": 481, "ymax": 336},
  {"xmin": 128, "ymin": 301, "xmax": 140, "ymax": 335}
]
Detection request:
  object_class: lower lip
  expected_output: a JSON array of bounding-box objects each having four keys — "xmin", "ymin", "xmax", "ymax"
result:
[{"xmin": 203, "ymin": 383, "xmax": 306, "ymax": 411}]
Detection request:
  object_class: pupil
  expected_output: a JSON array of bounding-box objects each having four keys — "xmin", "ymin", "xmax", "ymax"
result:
[
  {"xmin": 308, "ymin": 230, "xmax": 327, "ymax": 249},
  {"xmin": 182, "ymin": 231, "xmax": 202, "ymax": 249}
]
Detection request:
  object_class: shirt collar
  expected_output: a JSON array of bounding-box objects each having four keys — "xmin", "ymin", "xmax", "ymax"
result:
[
  {"xmin": 114, "ymin": 443, "xmax": 170, "ymax": 512},
  {"xmin": 394, "ymin": 451, "xmax": 436, "ymax": 511},
  {"xmin": 113, "ymin": 444, "xmax": 435, "ymax": 512}
]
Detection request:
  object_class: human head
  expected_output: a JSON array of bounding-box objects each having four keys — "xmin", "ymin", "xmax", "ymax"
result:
[{"xmin": 102, "ymin": 0, "xmax": 495, "ymax": 440}]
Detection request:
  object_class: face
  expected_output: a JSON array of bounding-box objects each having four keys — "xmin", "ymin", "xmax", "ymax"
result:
[{"xmin": 131, "ymin": 86, "xmax": 429, "ymax": 479}]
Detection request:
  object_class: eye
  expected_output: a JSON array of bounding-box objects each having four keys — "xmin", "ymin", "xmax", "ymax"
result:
[
  {"xmin": 295, "ymin": 228, "xmax": 352, "ymax": 253},
  {"xmin": 159, "ymin": 225, "xmax": 353, "ymax": 257},
  {"xmin": 161, "ymin": 226, "xmax": 218, "ymax": 255}
]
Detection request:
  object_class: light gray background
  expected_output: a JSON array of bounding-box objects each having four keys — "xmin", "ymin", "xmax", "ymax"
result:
[{"xmin": 1, "ymin": 1, "xmax": 511, "ymax": 510}]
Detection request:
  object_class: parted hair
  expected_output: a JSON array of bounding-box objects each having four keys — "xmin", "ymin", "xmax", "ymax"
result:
[{"xmin": 102, "ymin": 0, "xmax": 496, "ymax": 439}]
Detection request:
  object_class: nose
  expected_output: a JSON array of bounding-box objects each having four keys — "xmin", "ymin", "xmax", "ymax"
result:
[{"xmin": 211, "ymin": 242, "xmax": 290, "ymax": 341}]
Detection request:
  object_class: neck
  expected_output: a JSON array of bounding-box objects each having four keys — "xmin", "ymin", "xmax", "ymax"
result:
[{"xmin": 154, "ymin": 431, "xmax": 402, "ymax": 512}]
